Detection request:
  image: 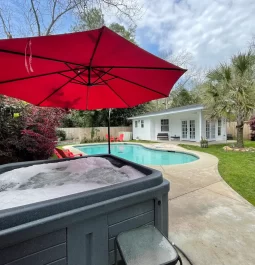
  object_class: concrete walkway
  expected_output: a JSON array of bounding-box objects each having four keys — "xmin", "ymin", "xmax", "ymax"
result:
[
  {"xmin": 146, "ymin": 143, "xmax": 255, "ymax": 265},
  {"xmin": 69, "ymin": 142, "xmax": 255, "ymax": 264}
]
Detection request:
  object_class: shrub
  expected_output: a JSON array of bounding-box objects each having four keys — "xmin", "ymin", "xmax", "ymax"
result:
[
  {"xmin": 95, "ymin": 136, "xmax": 101, "ymax": 142},
  {"xmin": 0, "ymin": 96, "xmax": 25, "ymax": 164},
  {"xmin": 19, "ymin": 106, "xmax": 66, "ymax": 161},
  {"xmin": 80, "ymin": 137, "xmax": 88, "ymax": 144},
  {"xmin": 56, "ymin": 129, "xmax": 66, "ymax": 141},
  {"xmin": 80, "ymin": 136, "xmax": 104, "ymax": 144},
  {"xmin": 0, "ymin": 96, "xmax": 66, "ymax": 164},
  {"xmin": 200, "ymin": 137, "xmax": 208, "ymax": 148},
  {"xmin": 250, "ymin": 116, "xmax": 255, "ymax": 141}
]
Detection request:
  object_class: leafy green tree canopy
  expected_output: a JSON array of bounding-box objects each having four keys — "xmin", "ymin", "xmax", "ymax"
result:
[{"xmin": 169, "ymin": 86, "xmax": 201, "ymax": 108}]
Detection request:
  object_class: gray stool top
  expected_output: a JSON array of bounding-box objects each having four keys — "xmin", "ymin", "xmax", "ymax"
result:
[{"xmin": 116, "ymin": 225, "xmax": 178, "ymax": 265}]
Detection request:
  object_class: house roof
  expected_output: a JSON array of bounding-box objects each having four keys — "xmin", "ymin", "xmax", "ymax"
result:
[{"xmin": 128, "ymin": 104, "xmax": 204, "ymax": 120}]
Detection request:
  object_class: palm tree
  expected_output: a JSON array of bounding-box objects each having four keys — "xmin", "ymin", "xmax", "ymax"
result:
[{"xmin": 202, "ymin": 51, "xmax": 255, "ymax": 148}]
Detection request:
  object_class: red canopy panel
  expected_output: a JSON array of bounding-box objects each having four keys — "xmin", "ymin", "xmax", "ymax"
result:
[
  {"xmin": 92, "ymin": 27, "xmax": 181, "ymax": 69},
  {"xmin": 0, "ymin": 29, "xmax": 100, "ymax": 67},
  {"xmin": 0, "ymin": 26, "xmax": 186, "ymax": 110}
]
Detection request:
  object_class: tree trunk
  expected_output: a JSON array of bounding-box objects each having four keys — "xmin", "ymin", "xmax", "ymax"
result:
[{"xmin": 236, "ymin": 121, "xmax": 244, "ymax": 148}]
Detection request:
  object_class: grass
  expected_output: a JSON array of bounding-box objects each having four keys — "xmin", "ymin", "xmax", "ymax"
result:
[{"xmin": 179, "ymin": 141, "xmax": 255, "ymax": 205}]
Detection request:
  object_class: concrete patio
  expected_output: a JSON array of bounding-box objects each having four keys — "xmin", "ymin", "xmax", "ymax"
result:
[
  {"xmin": 145, "ymin": 143, "xmax": 255, "ymax": 265},
  {"xmin": 68, "ymin": 141, "xmax": 255, "ymax": 265}
]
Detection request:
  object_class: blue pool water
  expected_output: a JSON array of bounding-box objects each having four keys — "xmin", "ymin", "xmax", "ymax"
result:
[{"xmin": 75, "ymin": 144, "xmax": 198, "ymax": 165}]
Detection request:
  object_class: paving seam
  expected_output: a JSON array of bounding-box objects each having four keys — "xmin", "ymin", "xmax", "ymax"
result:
[
  {"xmin": 204, "ymin": 187, "xmax": 245, "ymax": 204},
  {"xmin": 168, "ymin": 180, "xmax": 222, "ymax": 201}
]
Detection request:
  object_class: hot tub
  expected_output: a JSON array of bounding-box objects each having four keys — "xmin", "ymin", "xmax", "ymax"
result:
[{"xmin": 0, "ymin": 155, "xmax": 169, "ymax": 265}]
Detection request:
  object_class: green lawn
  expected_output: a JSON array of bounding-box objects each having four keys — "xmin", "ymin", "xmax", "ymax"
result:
[{"xmin": 179, "ymin": 141, "xmax": 255, "ymax": 206}]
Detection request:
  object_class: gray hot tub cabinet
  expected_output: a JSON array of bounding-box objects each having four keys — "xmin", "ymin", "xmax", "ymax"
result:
[{"xmin": 0, "ymin": 155, "xmax": 169, "ymax": 265}]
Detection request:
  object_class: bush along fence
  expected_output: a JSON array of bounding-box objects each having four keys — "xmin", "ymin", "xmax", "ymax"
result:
[{"xmin": 58, "ymin": 127, "xmax": 132, "ymax": 143}]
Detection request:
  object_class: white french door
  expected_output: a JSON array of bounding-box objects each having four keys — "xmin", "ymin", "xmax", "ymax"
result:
[
  {"xmin": 190, "ymin": 120, "xmax": 196, "ymax": 140},
  {"xmin": 182, "ymin": 121, "xmax": 188, "ymax": 139},
  {"xmin": 206, "ymin": 121, "xmax": 216, "ymax": 140},
  {"xmin": 182, "ymin": 120, "xmax": 196, "ymax": 141}
]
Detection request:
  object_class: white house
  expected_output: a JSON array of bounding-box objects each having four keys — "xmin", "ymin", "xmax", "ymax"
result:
[{"xmin": 128, "ymin": 104, "xmax": 227, "ymax": 142}]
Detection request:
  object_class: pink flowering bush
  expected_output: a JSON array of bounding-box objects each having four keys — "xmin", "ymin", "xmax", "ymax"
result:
[
  {"xmin": 0, "ymin": 96, "xmax": 66, "ymax": 164},
  {"xmin": 19, "ymin": 106, "xmax": 66, "ymax": 160}
]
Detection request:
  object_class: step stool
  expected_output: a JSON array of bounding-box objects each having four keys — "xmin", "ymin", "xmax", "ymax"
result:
[{"xmin": 115, "ymin": 225, "xmax": 181, "ymax": 265}]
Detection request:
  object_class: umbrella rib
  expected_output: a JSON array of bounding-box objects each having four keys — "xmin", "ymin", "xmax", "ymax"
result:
[
  {"xmin": 94, "ymin": 68, "xmax": 168, "ymax": 97},
  {"xmin": 58, "ymin": 73, "xmax": 85, "ymax": 85},
  {"xmin": 92, "ymin": 69, "xmax": 131, "ymax": 108},
  {"xmin": 89, "ymin": 27, "xmax": 105, "ymax": 67},
  {"xmin": 37, "ymin": 69, "xmax": 86, "ymax": 106},
  {"xmin": 0, "ymin": 67, "xmax": 85, "ymax": 85},
  {"xmin": 94, "ymin": 76, "xmax": 116, "ymax": 85},
  {"xmin": 65, "ymin": 63, "xmax": 88, "ymax": 84},
  {"xmin": 93, "ymin": 66, "xmax": 186, "ymax": 71},
  {"xmin": 93, "ymin": 67, "xmax": 112, "ymax": 84},
  {"xmin": 0, "ymin": 49, "xmax": 86, "ymax": 67}
]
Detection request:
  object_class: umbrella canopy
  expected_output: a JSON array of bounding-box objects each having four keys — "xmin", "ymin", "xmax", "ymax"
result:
[{"xmin": 0, "ymin": 26, "xmax": 185, "ymax": 110}]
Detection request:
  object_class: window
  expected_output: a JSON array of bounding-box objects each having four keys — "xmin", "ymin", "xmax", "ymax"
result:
[
  {"xmin": 135, "ymin": 121, "xmax": 138, "ymax": 128},
  {"xmin": 141, "ymin": 120, "xmax": 144, "ymax": 128},
  {"xmin": 206, "ymin": 120, "xmax": 216, "ymax": 139},
  {"xmin": 190, "ymin": 120, "xmax": 196, "ymax": 139},
  {"xmin": 206, "ymin": 120, "xmax": 210, "ymax": 139},
  {"xmin": 218, "ymin": 118, "xmax": 221, "ymax": 136},
  {"xmin": 161, "ymin": 119, "xmax": 169, "ymax": 132},
  {"xmin": 182, "ymin": 121, "xmax": 188, "ymax": 139}
]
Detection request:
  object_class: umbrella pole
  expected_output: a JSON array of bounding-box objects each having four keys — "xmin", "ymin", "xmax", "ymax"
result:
[{"xmin": 108, "ymin": 109, "xmax": 111, "ymax": 154}]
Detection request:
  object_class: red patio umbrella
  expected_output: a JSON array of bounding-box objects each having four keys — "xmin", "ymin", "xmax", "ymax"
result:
[{"xmin": 0, "ymin": 26, "xmax": 186, "ymax": 154}]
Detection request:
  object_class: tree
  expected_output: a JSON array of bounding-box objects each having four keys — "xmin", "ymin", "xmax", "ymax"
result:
[
  {"xmin": 109, "ymin": 23, "xmax": 136, "ymax": 44},
  {"xmin": 169, "ymin": 87, "xmax": 201, "ymax": 108},
  {"xmin": 72, "ymin": 7, "xmax": 136, "ymax": 43},
  {"xmin": 158, "ymin": 50, "xmax": 204, "ymax": 110},
  {"xmin": 0, "ymin": 0, "xmax": 141, "ymax": 38},
  {"xmin": 72, "ymin": 8, "xmax": 105, "ymax": 31},
  {"xmin": 61, "ymin": 104, "xmax": 151, "ymax": 128},
  {"xmin": 108, "ymin": 103, "xmax": 151, "ymax": 126},
  {"xmin": 249, "ymin": 116, "xmax": 255, "ymax": 141},
  {"xmin": 202, "ymin": 51, "xmax": 255, "ymax": 148}
]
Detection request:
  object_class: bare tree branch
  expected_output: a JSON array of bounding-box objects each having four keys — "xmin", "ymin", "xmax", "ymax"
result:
[
  {"xmin": 0, "ymin": 9, "xmax": 12, "ymax": 38},
  {"xmin": 30, "ymin": 0, "xmax": 41, "ymax": 36},
  {"xmin": 0, "ymin": 0, "xmax": 142, "ymax": 38},
  {"xmin": 102, "ymin": 0, "xmax": 136, "ymax": 23},
  {"xmin": 45, "ymin": 2, "xmax": 76, "ymax": 35},
  {"xmin": 52, "ymin": 0, "xmax": 57, "ymax": 21},
  {"xmin": 23, "ymin": 9, "xmax": 36, "ymax": 36}
]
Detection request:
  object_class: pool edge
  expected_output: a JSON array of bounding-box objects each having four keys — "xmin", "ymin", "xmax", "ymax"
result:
[{"xmin": 66, "ymin": 142, "xmax": 200, "ymax": 166}]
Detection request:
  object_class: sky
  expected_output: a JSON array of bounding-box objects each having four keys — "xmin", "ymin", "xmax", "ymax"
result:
[
  {"xmin": 134, "ymin": 0, "xmax": 255, "ymax": 68},
  {"xmin": 1, "ymin": 0, "xmax": 255, "ymax": 70}
]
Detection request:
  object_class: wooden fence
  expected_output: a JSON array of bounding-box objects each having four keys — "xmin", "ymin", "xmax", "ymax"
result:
[
  {"xmin": 60, "ymin": 123, "xmax": 251, "ymax": 141},
  {"xmin": 59, "ymin": 127, "xmax": 132, "ymax": 141},
  {"xmin": 226, "ymin": 122, "xmax": 251, "ymax": 140}
]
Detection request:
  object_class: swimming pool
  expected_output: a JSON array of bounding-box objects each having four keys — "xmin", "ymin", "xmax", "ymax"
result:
[{"xmin": 75, "ymin": 144, "xmax": 198, "ymax": 165}]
